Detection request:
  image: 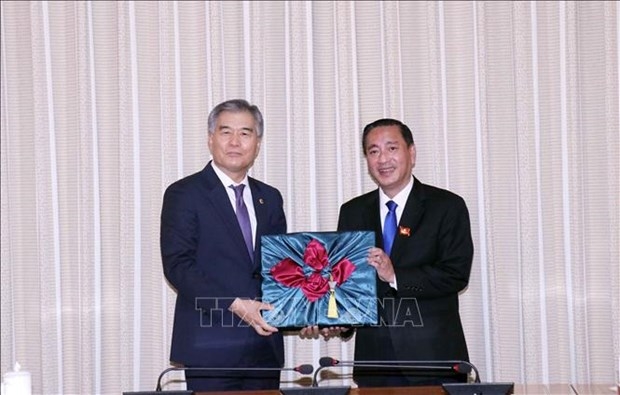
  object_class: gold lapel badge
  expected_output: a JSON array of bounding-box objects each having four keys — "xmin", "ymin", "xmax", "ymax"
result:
[{"xmin": 399, "ymin": 226, "xmax": 411, "ymax": 237}]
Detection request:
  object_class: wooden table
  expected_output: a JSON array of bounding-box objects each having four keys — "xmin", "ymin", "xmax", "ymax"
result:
[
  {"xmin": 570, "ymin": 384, "xmax": 618, "ymax": 395},
  {"xmin": 513, "ymin": 383, "xmax": 573, "ymax": 394},
  {"xmin": 197, "ymin": 389, "xmax": 440, "ymax": 395},
  {"xmin": 196, "ymin": 383, "xmax": 619, "ymax": 395}
]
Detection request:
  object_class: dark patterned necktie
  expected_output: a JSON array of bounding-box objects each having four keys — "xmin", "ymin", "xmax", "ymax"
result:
[
  {"xmin": 230, "ymin": 184, "xmax": 254, "ymax": 260},
  {"xmin": 383, "ymin": 200, "xmax": 398, "ymax": 256}
]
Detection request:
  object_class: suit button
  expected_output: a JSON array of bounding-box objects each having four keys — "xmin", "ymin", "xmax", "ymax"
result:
[{"xmin": 252, "ymin": 272, "xmax": 260, "ymax": 279}]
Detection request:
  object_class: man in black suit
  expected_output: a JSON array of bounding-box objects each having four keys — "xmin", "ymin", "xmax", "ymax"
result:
[
  {"xmin": 337, "ymin": 118, "xmax": 474, "ymax": 387},
  {"xmin": 160, "ymin": 99, "xmax": 286, "ymax": 392}
]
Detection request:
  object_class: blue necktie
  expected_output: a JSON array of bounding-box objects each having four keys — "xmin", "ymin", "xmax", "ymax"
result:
[
  {"xmin": 383, "ymin": 200, "xmax": 398, "ymax": 256},
  {"xmin": 231, "ymin": 184, "xmax": 254, "ymax": 261}
]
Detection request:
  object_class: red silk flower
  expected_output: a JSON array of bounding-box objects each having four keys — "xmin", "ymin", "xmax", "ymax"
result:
[{"xmin": 269, "ymin": 239, "xmax": 355, "ymax": 302}]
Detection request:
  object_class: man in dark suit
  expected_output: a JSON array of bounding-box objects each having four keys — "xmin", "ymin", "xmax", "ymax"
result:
[
  {"xmin": 337, "ymin": 118, "xmax": 474, "ymax": 387},
  {"xmin": 160, "ymin": 99, "xmax": 286, "ymax": 392}
]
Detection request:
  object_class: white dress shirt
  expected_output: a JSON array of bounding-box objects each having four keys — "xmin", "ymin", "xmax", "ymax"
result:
[
  {"xmin": 378, "ymin": 176, "xmax": 415, "ymax": 289},
  {"xmin": 211, "ymin": 163, "xmax": 257, "ymax": 247}
]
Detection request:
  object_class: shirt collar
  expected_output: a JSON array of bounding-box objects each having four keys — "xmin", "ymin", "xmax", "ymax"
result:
[
  {"xmin": 379, "ymin": 176, "xmax": 414, "ymax": 209},
  {"xmin": 211, "ymin": 161, "xmax": 249, "ymax": 188}
]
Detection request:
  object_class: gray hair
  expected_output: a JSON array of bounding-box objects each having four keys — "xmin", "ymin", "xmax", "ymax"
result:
[{"xmin": 207, "ymin": 99, "xmax": 264, "ymax": 138}]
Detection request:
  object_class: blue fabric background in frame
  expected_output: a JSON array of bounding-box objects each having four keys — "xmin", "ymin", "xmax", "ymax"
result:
[{"xmin": 261, "ymin": 231, "xmax": 377, "ymax": 328}]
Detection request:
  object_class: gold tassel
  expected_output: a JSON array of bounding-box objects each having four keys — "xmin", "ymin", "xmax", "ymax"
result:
[{"xmin": 327, "ymin": 275, "xmax": 338, "ymax": 318}]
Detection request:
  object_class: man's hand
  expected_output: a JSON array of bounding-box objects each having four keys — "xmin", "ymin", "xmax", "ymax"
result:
[
  {"xmin": 367, "ymin": 247, "xmax": 395, "ymax": 283},
  {"xmin": 299, "ymin": 325, "xmax": 348, "ymax": 340},
  {"xmin": 228, "ymin": 298, "xmax": 279, "ymax": 336}
]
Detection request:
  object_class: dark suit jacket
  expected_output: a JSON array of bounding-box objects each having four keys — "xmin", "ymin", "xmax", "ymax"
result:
[
  {"xmin": 160, "ymin": 161, "xmax": 286, "ymax": 369},
  {"xmin": 337, "ymin": 177, "xmax": 473, "ymax": 385}
]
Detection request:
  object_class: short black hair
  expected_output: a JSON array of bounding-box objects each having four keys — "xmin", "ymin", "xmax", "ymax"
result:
[{"xmin": 362, "ymin": 118, "xmax": 414, "ymax": 155}]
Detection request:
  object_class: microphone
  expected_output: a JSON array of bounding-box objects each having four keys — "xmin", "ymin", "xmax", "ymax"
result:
[
  {"xmin": 452, "ymin": 361, "xmax": 479, "ymax": 380},
  {"xmin": 154, "ymin": 364, "xmax": 314, "ymax": 392},
  {"xmin": 313, "ymin": 357, "xmax": 480, "ymax": 387}
]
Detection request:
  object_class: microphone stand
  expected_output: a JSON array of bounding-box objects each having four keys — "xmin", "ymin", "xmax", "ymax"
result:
[
  {"xmin": 313, "ymin": 359, "xmax": 480, "ymax": 387},
  {"xmin": 312, "ymin": 362, "xmax": 453, "ymax": 387},
  {"xmin": 156, "ymin": 367, "xmax": 182, "ymax": 392},
  {"xmin": 156, "ymin": 364, "xmax": 313, "ymax": 392}
]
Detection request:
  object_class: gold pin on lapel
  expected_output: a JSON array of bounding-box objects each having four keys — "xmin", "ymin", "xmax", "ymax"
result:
[{"xmin": 259, "ymin": 198, "xmax": 265, "ymax": 205}]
